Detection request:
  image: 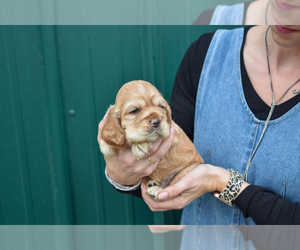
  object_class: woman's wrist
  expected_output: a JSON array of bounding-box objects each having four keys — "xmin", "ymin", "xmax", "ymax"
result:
[
  {"xmin": 212, "ymin": 166, "xmax": 231, "ymax": 193},
  {"xmin": 211, "ymin": 167, "xmax": 250, "ymax": 204},
  {"xmin": 235, "ymin": 181, "xmax": 250, "ymax": 199},
  {"xmin": 105, "ymin": 167, "xmax": 142, "ymax": 191},
  {"xmin": 106, "ymin": 165, "xmax": 141, "ymax": 186}
]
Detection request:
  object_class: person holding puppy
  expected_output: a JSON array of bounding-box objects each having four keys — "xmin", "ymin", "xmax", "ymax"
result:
[{"xmin": 98, "ymin": 25, "xmax": 300, "ymax": 225}]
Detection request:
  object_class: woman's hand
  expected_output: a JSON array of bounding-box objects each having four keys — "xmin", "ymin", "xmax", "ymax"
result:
[
  {"xmin": 141, "ymin": 164, "xmax": 231, "ymax": 211},
  {"xmin": 97, "ymin": 114, "xmax": 175, "ymax": 186},
  {"xmin": 148, "ymin": 225, "xmax": 185, "ymax": 233}
]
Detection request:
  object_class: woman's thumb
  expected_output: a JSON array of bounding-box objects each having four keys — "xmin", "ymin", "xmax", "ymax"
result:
[{"xmin": 158, "ymin": 181, "xmax": 185, "ymax": 200}]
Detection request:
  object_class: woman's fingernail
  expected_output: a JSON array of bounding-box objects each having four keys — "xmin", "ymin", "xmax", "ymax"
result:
[
  {"xmin": 158, "ymin": 192, "xmax": 168, "ymax": 200},
  {"xmin": 171, "ymin": 126, "xmax": 174, "ymax": 135},
  {"xmin": 103, "ymin": 113, "xmax": 108, "ymax": 121}
]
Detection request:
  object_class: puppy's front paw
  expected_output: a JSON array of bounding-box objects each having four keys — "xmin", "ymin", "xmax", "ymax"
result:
[
  {"xmin": 146, "ymin": 180, "xmax": 162, "ymax": 201},
  {"xmin": 132, "ymin": 142, "xmax": 151, "ymax": 160},
  {"xmin": 100, "ymin": 139, "xmax": 115, "ymax": 157}
]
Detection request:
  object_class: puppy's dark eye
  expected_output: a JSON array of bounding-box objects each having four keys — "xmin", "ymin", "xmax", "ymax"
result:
[
  {"xmin": 159, "ymin": 105, "xmax": 165, "ymax": 109},
  {"xmin": 129, "ymin": 109, "xmax": 140, "ymax": 114}
]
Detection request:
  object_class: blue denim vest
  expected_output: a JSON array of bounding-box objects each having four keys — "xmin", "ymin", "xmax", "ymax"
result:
[
  {"xmin": 180, "ymin": 226, "xmax": 256, "ymax": 250},
  {"xmin": 210, "ymin": 3, "xmax": 244, "ymax": 25},
  {"xmin": 181, "ymin": 28, "xmax": 300, "ymax": 225}
]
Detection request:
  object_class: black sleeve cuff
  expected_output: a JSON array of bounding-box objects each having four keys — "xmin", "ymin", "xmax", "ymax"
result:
[
  {"xmin": 113, "ymin": 185, "xmax": 142, "ymax": 198},
  {"xmin": 233, "ymin": 185, "xmax": 273, "ymax": 218},
  {"xmin": 233, "ymin": 185, "xmax": 300, "ymax": 225}
]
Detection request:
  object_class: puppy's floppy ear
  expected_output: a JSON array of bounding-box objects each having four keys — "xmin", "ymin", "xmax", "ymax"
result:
[
  {"xmin": 166, "ymin": 103, "xmax": 172, "ymax": 124},
  {"xmin": 101, "ymin": 106, "xmax": 126, "ymax": 149}
]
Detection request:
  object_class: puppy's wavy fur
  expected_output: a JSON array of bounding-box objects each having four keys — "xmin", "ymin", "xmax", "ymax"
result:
[{"xmin": 100, "ymin": 80, "xmax": 203, "ymax": 200}]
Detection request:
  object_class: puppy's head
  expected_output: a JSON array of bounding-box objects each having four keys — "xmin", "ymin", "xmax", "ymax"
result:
[{"xmin": 101, "ymin": 80, "xmax": 172, "ymax": 148}]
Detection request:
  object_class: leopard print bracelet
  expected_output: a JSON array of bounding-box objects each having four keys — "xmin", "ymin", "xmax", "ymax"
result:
[{"xmin": 212, "ymin": 169, "xmax": 244, "ymax": 206}]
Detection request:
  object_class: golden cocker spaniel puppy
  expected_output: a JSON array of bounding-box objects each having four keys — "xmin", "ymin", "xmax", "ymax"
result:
[{"xmin": 100, "ymin": 80, "xmax": 203, "ymax": 200}]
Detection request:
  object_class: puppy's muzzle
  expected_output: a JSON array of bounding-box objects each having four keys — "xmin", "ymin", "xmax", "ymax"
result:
[{"xmin": 150, "ymin": 119, "xmax": 161, "ymax": 129}]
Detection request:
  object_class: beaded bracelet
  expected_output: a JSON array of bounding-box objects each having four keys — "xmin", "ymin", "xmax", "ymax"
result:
[{"xmin": 105, "ymin": 168, "xmax": 142, "ymax": 191}]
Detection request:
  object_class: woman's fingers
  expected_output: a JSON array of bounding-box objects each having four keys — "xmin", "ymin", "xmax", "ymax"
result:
[
  {"xmin": 147, "ymin": 138, "xmax": 163, "ymax": 155},
  {"xmin": 141, "ymin": 165, "xmax": 210, "ymax": 211},
  {"xmin": 97, "ymin": 113, "xmax": 108, "ymax": 144},
  {"xmin": 127, "ymin": 125, "xmax": 175, "ymax": 176},
  {"xmin": 141, "ymin": 182, "xmax": 184, "ymax": 211},
  {"xmin": 158, "ymin": 174, "xmax": 192, "ymax": 200},
  {"xmin": 146, "ymin": 126, "xmax": 175, "ymax": 164},
  {"xmin": 148, "ymin": 225, "xmax": 185, "ymax": 233},
  {"xmin": 138, "ymin": 126, "xmax": 175, "ymax": 176}
]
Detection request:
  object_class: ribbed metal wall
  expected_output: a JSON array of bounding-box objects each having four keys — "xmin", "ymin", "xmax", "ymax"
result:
[
  {"xmin": 0, "ymin": 226, "xmax": 184, "ymax": 250},
  {"xmin": 0, "ymin": 0, "xmax": 249, "ymax": 25},
  {"xmin": 1, "ymin": 25, "xmax": 235, "ymax": 225}
]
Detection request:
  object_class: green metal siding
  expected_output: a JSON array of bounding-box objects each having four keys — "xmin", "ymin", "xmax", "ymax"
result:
[
  {"xmin": 1, "ymin": 25, "xmax": 237, "ymax": 225},
  {"xmin": 1, "ymin": 0, "xmax": 250, "ymax": 25},
  {"xmin": 0, "ymin": 226, "xmax": 183, "ymax": 250}
]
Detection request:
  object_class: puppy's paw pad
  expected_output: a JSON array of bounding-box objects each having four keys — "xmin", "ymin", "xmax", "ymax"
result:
[
  {"xmin": 146, "ymin": 180, "xmax": 162, "ymax": 201},
  {"xmin": 147, "ymin": 180, "xmax": 159, "ymax": 188}
]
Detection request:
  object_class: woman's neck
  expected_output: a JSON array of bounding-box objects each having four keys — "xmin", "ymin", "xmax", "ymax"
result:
[
  {"xmin": 266, "ymin": 26, "xmax": 300, "ymax": 73},
  {"xmin": 244, "ymin": 25, "xmax": 300, "ymax": 106},
  {"xmin": 245, "ymin": 0, "xmax": 270, "ymax": 25}
]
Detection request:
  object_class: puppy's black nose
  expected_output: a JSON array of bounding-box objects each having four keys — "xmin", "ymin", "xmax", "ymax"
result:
[{"xmin": 150, "ymin": 119, "xmax": 160, "ymax": 128}]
